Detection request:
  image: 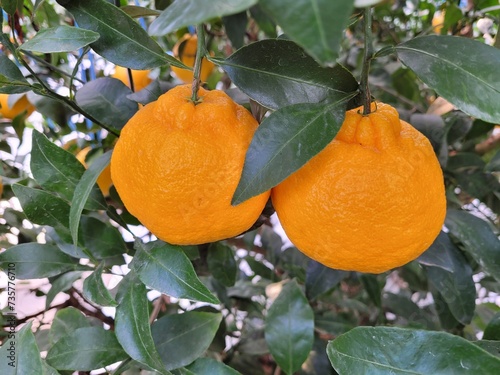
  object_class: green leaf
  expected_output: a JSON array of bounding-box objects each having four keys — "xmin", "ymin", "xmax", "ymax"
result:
[
  {"xmin": 82, "ymin": 263, "xmax": 118, "ymax": 307},
  {"xmin": 30, "ymin": 131, "xmax": 106, "ymax": 209},
  {"xmin": 79, "ymin": 215, "xmax": 127, "ymax": 259},
  {"xmin": 474, "ymin": 340, "xmax": 500, "ymax": 358},
  {"xmin": 485, "ymin": 149, "xmax": 500, "ymax": 172},
  {"xmin": 49, "ymin": 307, "xmax": 92, "ymax": 346},
  {"xmin": 0, "ymin": 243, "xmax": 82, "ymax": 279},
  {"xmin": 484, "ymin": 312, "xmax": 500, "ymax": 340},
  {"xmin": 131, "ymin": 240, "xmax": 219, "ymax": 304},
  {"xmin": 45, "ymin": 271, "xmax": 83, "ymax": 309},
  {"xmin": 1, "ymin": 0, "xmax": 21, "ymax": 15},
  {"xmin": 46, "ymin": 327, "xmax": 127, "ymax": 371},
  {"xmin": 119, "ymin": 5, "xmax": 161, "ymax": 18},
  {"xmin": 265, "ymin": 280, "xmax": 314, "ymax": 375},
  {"xmin": 383, "ymin": 292, "xmax": 438, "ymax": 329},
  {"xmin": 222, "ymin": 12, "xmax": 248, "ymax": 50},
  {"xmin": 149, "ymin": 0, "xmax": 257, "ymax": 35},
  {"xmin": 115, "ymin": 272, "xmax": 172, "ymax": 375},
  {"xmin": 260, "ymin": 0, "xmax": 355, "ymax": 66},
  {"xmin": 184, "ymin": 358, "xmax": 241, "ymax": 375},
  {"xmin": 12, "ymin": 184, "xmax": 70, "ymax": 232},
  {"xmin": 305, "ymin": 261, "xmax": 348, "ymax": 300},
  {"xmin": 69, "ymin": 150, "xmax": 111, "ymax": 247},
  {"xmin": 152, "ymin": 312, "xmax": 222, "ymax": 370},
  {"xmin": 396, "ymin": 35, "xmax": 500, "ymax": 124},
  {"xmin": 0, "ymin": 322, "xmax": 43, "ymax": 374},
  {"xmin": 0, "ymin": 54, "xmax": 32, "ymax": 94},
  {"xmin": 360, "ymin": 274, "xmax": 382, "ymax": 309},
  {"xmin": 207, "ymin": 242, "xmax": 237, "ymax": 287},
  {"xmin": 232, "ymin": 99, "xmax": 349, "ymax": 205},
  {"xmin": 75, "ymin": 78, "xmax": 138, "ymax": 130},
  {"xmin": 417, "ymin": 231, "xmax": 454, "ymax": 272},
  {"xmin": 55, "ymin": 0, "xmax": 183, "ymax": 69},
  {"xmin": 327, "ymin": 326, "xmax": 500, "ymax": 374},
  {"xmin": 445, "ymin": 209, "xmax": 500, "ymax": 282},
  {"xmin": 19, "ymin": 25, "xmax": 99, "ymax": 53},
  {"xmin": 213, "ymin": 39, "xmax": 358, "ymax": 110}
]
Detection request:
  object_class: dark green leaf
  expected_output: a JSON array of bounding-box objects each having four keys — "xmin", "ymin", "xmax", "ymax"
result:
[
  {"xmin": 45, "ymin": 271, "xmax": 83, "ymax": 309},
  {"xmin": 485, "ymin": 149, "xmax": 500, "ymax": 172},
  {"xmin": 222, "ymin": 11, "xmax": 248, "ymax": 50},
  {"xmin": 56, "ymin": 0, "xmax": 183, "ymax": 69},
  {"xmin": 417, "ymin": 231, "xmax": 454, "ymax": 272},
  {"xmin": 19, "ymin": 25, "xmax": 99, "ymax": 53},
  {"xmin": 184, "ymin": 358, "xmax": 241, "ymax": 375},
  {"xmin": 0, "ymin": 243, "xmax": 82, "ymax": 279},
  {"xmin": 232, "ymin": 99, "xmax": 349, "ymax": 204},
  {"xmin": 79, "ymin": 215, "xmax": 127, "ymax": 259},
  {"xmin": 75, "ymin": 78, "xmax": 138, "ymax": 130},
  {"xmin": 249, "ymin": 5, "xmax": 277, "ymax": 38},
  {"xmin": 152, "ymin": 312, "xmax": 222, "ymax": 370},
  {"xmin": 305, "ymin": 261, "xmax": 348, "ymax": 300},
  {"xmin": 260, "ymin": 0, "xmax": 355, "ymax": 66},
  {"xmin": 484, "ymin": 312, "xmax": 500, "ymax": 340},
  {"xmin": 213, "ymin": 39, "xmax": 358, "ymax": 110},
  {"xmin": 474, "ymin": 340, "xmax": 500, "ymax": 358},
  {"xmin": 0, "ymin": 322, "xmax": 43, "ymax": 374},
  {"xmin": 69, "ymin": 150, "xmax": 111, "ymax": 247},
  {"xmin": 207, "ymin": 242, "xmax": 237, "ymax": 287},
  {"xmin": 0, "ymin": 54, "xmax": 32, "ymax": 94},
  {"xmin": 383, "ymin": 293, "xmax": 438, "ymax": 329},
  {"xmin": 327, "ymin": 326, "xmax": 500, "ymax": 374},
  {"xmin": 49, "ymin": 307, "xmax": 92, "ymax": 346},
  {"xmin": 12, "ymin": 184, "xmax": 70, "ymax": 232},
  {"xmin": 265, "ymin": 280, "xmax": 314, "ymax": 375},
  {"xmin": 396, "ymin": 35, "xmax": 500, "ymax": 123},
  {"xmin": 120, "ymin": 5, "xmax": 161, "ymax": 18},
  {"xmin": 360, "ymin": 274, "xmax": 382, "ymax": 309},
  {"xmin": 131, "ymin": 240, "xmax": 219, "ymax": 304},
  {"xmin": 46, "ymin": 327, "xmax": 127, "ymax": 371},
  {"xmin": 115, "ymin": 272, "xmax": 171, "ymax": 375},
  {"xmin": 82, "ymin": 263, "xmax": 118, "ymax": 307},
  {"xmin": 149, "ymin": 0, "xmax": 257, "ymax": 35},
  {"xmin": 30, "ymin": 131, "xmax": 106, "ymax": 209},
  {"xmin": 445, "ymin": 209, "xmax": 500, "ymax": 282}
]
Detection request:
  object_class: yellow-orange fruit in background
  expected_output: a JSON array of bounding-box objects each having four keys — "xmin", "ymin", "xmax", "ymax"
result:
[
  {"xmin": 271, "ymin": 103, "xmax": 446, "ymax": 274},
  {"xmin": 0, "ymin": 94, "xmax": 34, "ymax": 119},
  {"xmin": 432, "ymin": 11, "xmax": 445, "ymax": 34},
  {"xmin": 76, "ymin": 147, "xmax": 113, "ymax": 197},
  {"xmin": 111, "ymin": 84, "xmax": 269, "ymax": 245},
  {"xmin": 112, "ymin": 66, "xmax": 153, "ymax": 91},
  {"xmin": 0, "ymin": 176, "xmax": 3, "ymax": 198},
  {"xmin": 170, "ymin": 34, "xmax": 215, "ymax": 84}
]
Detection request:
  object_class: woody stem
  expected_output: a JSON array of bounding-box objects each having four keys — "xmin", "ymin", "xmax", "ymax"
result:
[
  {"xmin": 191, "ymin": 24, "xmax": 205, "ymax": 104},
  {"xmin": 360, "ymin": 7, "xmax": 374, "ymax": 115}
]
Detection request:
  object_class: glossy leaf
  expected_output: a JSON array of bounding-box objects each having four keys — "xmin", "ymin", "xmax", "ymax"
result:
[
  {"xmin": 46, "ymin": 327, "xmax": 127, "ymax": 370},
  {"xmin": 265, "ymin": 280, "xmax": 314, "ymax": 375},
  {"xmin": 75, "ymin": 78, "xmax": 138, "ymax": 130},
  {"xmin": 306, "ymin": 261, "xmax": 348, "ymax": 299},
  {"xmin": 213, "ymin": 39, "xmax": 358, "ymax": 110},
  {"xmin": 445, "ymin": 209, "xmax": 500, "ymax": 282},
  {"xmin": 0, "ymin": 322, "xmax": 43, "ymax": 374},
  {"xmin": 152, "ymin": 312, "xmax": 222, "ymax": 370},
  {"xmin": 49, "ymin": 307, "xmax": 92, "ymax": 346},
  {"xmin": 327, "ymin": 326, "xmax": 500, "ymax": 374},
  {"xmin": 79, "ymin": 215, "xmax": 127, "ymax": 259},
  {"xmin": 184, "ymin": 358, "xmax": 240, "ymax": 375},
  {"xmin": 417, "ymin": 231, "xmax": 454, "ymax": 272},
  {"xmin": 0, "ymin": 54, "xmax": 32, "ymax": 94},
  {"xmin": 232, "ymin": 99, "xmax": 349, "ymax": 204},
  {"xmin": 149, "ymin": 0, "xmax": 257, "ymax": 35},
  {"xmin": 19, "ymin": 25, "xmax": 99, "ymax": 53},
  {"xmin": 207, "ymin": 242, "xmax": 237, "ymax": 287},
  {"xmin": 69, "ymin": 150, "xmax": 111, "ymax": 247},
  {"xmin": 115, "ymin": 272, "xmax": 171, "ymax": 375},
  {"xmin": 56, "ymin": 0, "xmax": 182, "ymax": 69},
  {"xmin": 223, "ymin": 12, "xmax": 248, "ymax": 50},
  {"xmin": 260, "ymin": 0, "xmax": 355, "ymax": 66},
  {"xmin": 396, "ymin": 35, "xmax": 500, "ymax": 123},
  {"xmin": 131, "ymin": 240, "xmax": 219, "ymax": 304},
  {"xmin": 30, "ymin": 131, "xmax": 106, "ymax": 210},
  {"xmin": 0, "ymin": 243, "xmax": 82, "ymax": 279},
  {"xmin": 83, "ymin": 263, "xmax": 118, "ymax": 307},
  {"xmin": 45, "ymin": 271, "xmax": 83, "ymax": 309}
]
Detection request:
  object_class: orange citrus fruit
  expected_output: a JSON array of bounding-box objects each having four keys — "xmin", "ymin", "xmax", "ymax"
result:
[
  {"xmin": 111, "ymin": 84, "xmax": 269, "ymax": 245},
  {"xmin": 76, "ymin": 147, "xmax": 113, "ymax": 197},
  {"xmin": 170, "ymin": 34, "xmax": 215, "ymax": 84},
  {"xmin": 271, "ymin": 103, "xmax": 446, "ymax": 274},
  {"xmin": 112, "ymin": 66, "xmax": 153, "ymax": 91},
  {"xmin": 0, "ymin": 94, "xmax": 34, "ymax": 120}
]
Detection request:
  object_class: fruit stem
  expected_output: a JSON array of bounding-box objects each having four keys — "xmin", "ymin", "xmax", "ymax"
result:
[
  {"xmin": 360, "ymin": 7, "xmax": 374, "ymax": 115},
  {"xmin": 190, "ymin": 24, "xmax": 206, "ymax": 105}
]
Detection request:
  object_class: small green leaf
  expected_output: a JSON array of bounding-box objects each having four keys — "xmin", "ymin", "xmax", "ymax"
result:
[
  {"xmin": 184, "ymin": 358, "xmax": 241, "ymax": 375},
  {"xmin": 117, "ymin": 5, "xmax": 161, "ymax": 18},
  {"xmin": 485, "ymin": 149, "xmax": 500, "ymax": 172},
  {"xmin": 232, "ymin": 99, "xmax": 349, "ymax": 205},
  {"xmin": 19, "ymin": 25, "xmax": 100, "ymax": 53},
  {"xmin": 46, "ymin": 327, "xmax": 127, "ymax": 371},
  {"xmin": 149, "ymin": 0, "xmax": 257, "ymax": 35},
  {"xmin": 327, "ymin": 326, "xmax": 500, "ymax": 374},
  {"xmin": 396, "ymin": 35, "xmax": 500, "ymax": 124},
  {"xmin": 115, "ymin": 272, "xmax": 172, "ymax": 375},
  {"xmin": 152, "ymin": 312, "xmax": 222, "ymax": 370},
  {"xmin": 260, "ymin": 0, "xmax": 355, "ymax": 66},
  {"xmin": 222, "ymin": 12, "xmax": 248, "ymax": 50},
  {"xmin": 0, "ymin": 54, "xmax": 32, "ymax": 94},
  {"xmin": 0, "ymin": 322, "xmax": 43, "ymax": 374},
  {"xmin": 0, "ymin": 243, "xmax": 82, "ymax": 279},
  {"xmin": 265, "ymin": 280, "xmax": 314, "ymax": 375},
  {"xmin": 383, "ymin": 292, "xmax": 438, "ymax": 329},
  {"xmin": 207, "ymin": 242, "xmax": 237, "ymax": 287},
  {"xmin": 484, "ymin": 312, "xmax": 500, "ymax": 341},
  {"xmin": 132, "ymin": 240, "xmax": 219, "ymax": 304},
  {"xmin": 82, "ymin": 263, "xmax": 118, "ymax": 307},
  {"xmin": 75, "ymin": 78, "xmax": 138, "ymax": 130},
  {"xmin": 45, "ymin": 271, "xmax": 83, "ymax": 309},
  {"xmin": 213, "ymin": 39, "xmax": 358, "ymax": 110},
  {"xmin": 49, "ymin": 307, "xmax": 92, "ymax": 346},
  {"xmin": 417, "ymin": 231, "xmax": 454, "ymax": 272},
  {"xmin": 306, "ymin": 261, "xmax": 348, "ymax": 300},
  {"xmin": 79, "ymin": 215, "xmax": 127, "ymax": 259}
]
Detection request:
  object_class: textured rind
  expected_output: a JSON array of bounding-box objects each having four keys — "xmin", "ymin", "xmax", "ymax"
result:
[
  {"xmin": 272, "ymin": 103, "xmax": 446, "ymax": 274},
  {"xmin": 111, "ymin": 84, "xmax": 270, "ymax": 245}
]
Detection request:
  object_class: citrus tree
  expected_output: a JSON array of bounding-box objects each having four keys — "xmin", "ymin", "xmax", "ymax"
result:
[{"xmin": 1, "ymin": 0, "xmax": 500, "ymax": 374}]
